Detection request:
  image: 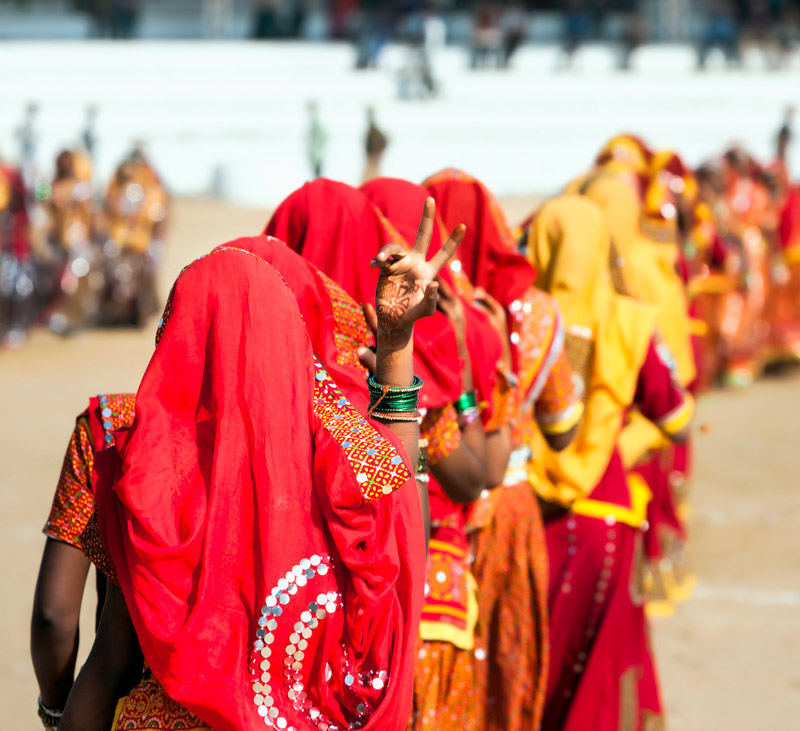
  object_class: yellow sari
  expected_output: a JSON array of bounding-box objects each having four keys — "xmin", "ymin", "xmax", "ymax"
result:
[
  {"xmin": 582, "ymin": 174, "xmax": 697, "ymax": 389},
  {"xmin": 525, "ymin": 195, "xmax": 656, "ymax": 508}
]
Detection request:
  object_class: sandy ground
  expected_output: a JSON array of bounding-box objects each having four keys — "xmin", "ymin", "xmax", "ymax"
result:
[{"xmin": 1, "ymin": 197, "xmax": 799, "ymax": 728}]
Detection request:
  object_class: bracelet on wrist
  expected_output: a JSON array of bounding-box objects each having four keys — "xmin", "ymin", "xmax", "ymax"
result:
[
  {"xmin": 367, "ymin": 374, "xmax": 423, "ymax": 418},
  {"xmin": 37, "ymin": 697, "xmax": 62, "ymax": 729},
  {"xmin": 454, "ymin": 391, "xmax": 478, "ymax": 414}
]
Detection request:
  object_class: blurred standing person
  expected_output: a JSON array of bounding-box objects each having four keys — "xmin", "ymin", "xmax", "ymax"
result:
[
  {"xmin": 44, "ymin": 150, "xmax": 103, "ymax": 335},
  {"xmin": 562, "ymin": 0, "xmax": 592, "ymax": 68},
  {"xmin": 15, "ymin": 102, "xmax": 39, "ymax": 193},
  {"xmin": 472, "ymin": 4, "xmax": 502, "ymax": 69},
  {"xmin": 363, "ymin": 107, "xmax": 388, "ymax": 183},
  {"xmin": 101, "ymin": 148, "xmax": 167, "ymax": 326},
  {"xmin": 0, "ymin": 161, "xmax": 36, "ymax": 348},
  {"xmin": 81, "ymin": 105, "xmax": 98, "ymax": 166},
  {"xmin": 500, "ymin": 2, "xmax": 526, "ymax": 68},
  {"xmin": 306, "ymin": 101, "xmax": 327, "ymax": 179}
]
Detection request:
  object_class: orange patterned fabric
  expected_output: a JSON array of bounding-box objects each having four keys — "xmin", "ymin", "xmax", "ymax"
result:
[
  {"xmin": 43, "ymin": 393, "xmax": 136, "ymax": 546},
  {"xmin": 79, "ymin": 512, "xmax": 120, "ymax": 588},
  {"xmin": 420, "ymin": 405, "xmax": 461, "ymax": 467},
  {"xmin": 509, "ymin": 288, "xmax": 564, "ymax": 407},
  {"xmin": 534, "ymin": 348, "xmax": 581, "ymax": 435},
  {"xmin": 407, "ymin": 641, "xmax": 478, "ymax": 731},
  {"xmin": 317, "ymin": 270, "xmax": 372, "ymax": 370},
  {"xmin": 113, "ymin": 674, "xmax": 210, "ymax": 730},
  {"xmin": 483, "ymin": 371, "xmax": 517, "ymax": 433},
  {"xmin": 313, "ymin": 359, "xmax": 411, "ymax": 501},
  {"xmin": 43, "ymin": 416, "xmax": 95, "ymax": 548},
  {"xmin": 470, "ymin": 482, "xmax": 550, "ymax": 731}
]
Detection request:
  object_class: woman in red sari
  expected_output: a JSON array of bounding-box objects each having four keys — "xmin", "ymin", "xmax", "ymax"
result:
[
  {"xmin": 525, "ymin": 195, "xmax": 692, "ymax": 731},
  {"xmin": 61, "ymin": 215, "xmax": 462, "ymax": 730},
  {"xmin": 267, "ymin": 180, "xmax": 493, "ymax": 730},
  {"xmin": 425, "ymin": 170, "xmax": 583, "ymax": 731}
]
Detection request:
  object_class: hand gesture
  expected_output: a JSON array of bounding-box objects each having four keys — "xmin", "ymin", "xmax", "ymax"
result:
[{"xmin": 370, "ymin": 197, "xmax": 465, "ymax": 348}]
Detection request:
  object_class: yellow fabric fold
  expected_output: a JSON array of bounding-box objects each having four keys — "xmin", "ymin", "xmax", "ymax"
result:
[
  {"xmin": 582, "ymin": 175, "xmax": 697, "ymax": 388},
  {"xmin": 618, "ymin": 411, "xmax": 669, "ymax": 470},
  {"xmin": 570, "ymin": 472, "xmax": 653, "ymax": 528},
  {"xmin": 418, "ymin": 571, "xmax": 479, "ymax": 651},
  {"xmin": 526, "ymin": 196, "xmax": 657, "ymax": 507}
]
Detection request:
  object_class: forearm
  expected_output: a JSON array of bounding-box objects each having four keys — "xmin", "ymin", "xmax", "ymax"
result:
[
  {"xmin": 60, "ymin": 587, "xmax": 143, "ymax": 731},
  {"xmin": 31, "ymin": 539, "xmax": 91, "ymax": 709},
  {"xmin": 485, "ymin": 426, "xmax": 513, "ymax": 488},
  {"xmin": 375, "ymin": 328, "xmax": 419, "ymax": 484},
  {"xmin": 31, "ymin": 615, "xmax": 80, "ymax": 710}
]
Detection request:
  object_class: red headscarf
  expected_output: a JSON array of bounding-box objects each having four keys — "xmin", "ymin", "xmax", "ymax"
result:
[
  {"xmin": 424, "ymin": 169, "xmax": 537, "ymax": 373},
  {"xmin": 94, "ymin": 247, "xmax": 425, "ymax": 731},
  {"xmin": 423, "ymin": 169, "xmax": 536, "ymax": 309},
  {"xmin": 265, "ymin": 179, "xmax": 462, "ymax": 409},
  {"xmin": 215, "ymin": 235, "xmax": 369, "ymax": 402},
  {"xmin": 361, "ymin": 177, "xmax": 503, "ymax": 412}
]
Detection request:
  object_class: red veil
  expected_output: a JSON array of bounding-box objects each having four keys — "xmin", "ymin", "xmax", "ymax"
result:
[
  {"xmin": 215, "ymin": 235, "xmax": 369, "ymax": 403},
  {"xmin": 361, "ymin": 177, "xmax": 503, "ymax": 411},
  {"xmin": 265, "ymin": 179, "xmax": 462, "ymax": 410},
  {"xmin": 94, "ymin": 247, "xmax": 425, "ymax": 730},
  {"xmin": 423, "ymin": 169, "xmax": 537, "ymax": 373}
]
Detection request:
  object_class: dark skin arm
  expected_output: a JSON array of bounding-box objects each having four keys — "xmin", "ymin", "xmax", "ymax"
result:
[
  {"xmin": 369, "ymin": 197, "xmax": 465, "ymax": 532},
  {"xmin": 31, "ymin": 537, "xmax": 91, "ymax": 711},
  {"xmin": 59, "ymin": 586, "xmax": 143, "ymax": 731}
]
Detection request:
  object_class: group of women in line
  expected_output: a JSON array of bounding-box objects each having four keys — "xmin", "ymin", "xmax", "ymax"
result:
[
  {"xmin": 30, "ymin": 131, "xmax": 799, "ymax": 731},
  {"xmin": 0, "ymin": 146, "xmax": 167, "ymax": 347}
]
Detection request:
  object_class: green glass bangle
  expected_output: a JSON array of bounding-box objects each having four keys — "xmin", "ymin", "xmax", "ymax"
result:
[
  {"xmin": 367, "ymin": 374, "xmax": 423, "ymax": 394},
  {"xmin": 454, "ymin": 391, "xmax": 478, "ymax": 413}
]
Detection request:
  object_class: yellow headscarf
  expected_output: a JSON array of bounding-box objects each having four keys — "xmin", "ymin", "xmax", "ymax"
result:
[
  {"xmin": 582, "ymin": 174, "xmax": 696, "ymax": 388},
  {"xmin": 526, "ymin": 195, "xmax": 657, "ymax": 506}
]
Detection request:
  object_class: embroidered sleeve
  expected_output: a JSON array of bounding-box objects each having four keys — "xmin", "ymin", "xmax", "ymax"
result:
[
  {"xmin": 79, "ymin": 512, "xmax": 120, "ymax": 588},
  {"xmin": 313, "ymin": 360, "xmax": 411, "ymax": 501},
  {"xmin": 317, "ymin": 270, "xmax": 371, "ymax": 370},
  {"xmin": 508, "ymin": 289, "xmax": 565, "ymax": 408},
  {"xmin": 43, "ymin": 417, "xmax": 96, "ymax": 549},
  {"xmin": 535, "ymin": 348, "xmax": 583, "ymax": 435},
  {"xmin": 420, "ymin": 404, "xmax": 461, "ymax": 466}
]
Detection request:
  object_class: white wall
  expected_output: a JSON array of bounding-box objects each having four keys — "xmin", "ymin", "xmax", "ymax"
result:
[{"xmin": 0, "ymin": 41, "xmax": 798, "ymax": 211}]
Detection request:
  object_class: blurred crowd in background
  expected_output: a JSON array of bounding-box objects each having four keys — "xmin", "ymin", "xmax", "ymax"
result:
[
  {"xmin": 0, "ymin": 102, "xmax": 168, "ymax": 348},
  {"xmin": 2, "ymin": 1, "xmax": 800, "ymax": 70}
]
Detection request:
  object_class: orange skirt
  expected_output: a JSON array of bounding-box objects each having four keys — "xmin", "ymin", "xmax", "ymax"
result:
[
  {"xmin": 407, "ymin": 640, "xmax": 478, "ymax": 731},
  {"xmin": 470, "ymin": 481, "xmax": 550, "ymax": 731}
]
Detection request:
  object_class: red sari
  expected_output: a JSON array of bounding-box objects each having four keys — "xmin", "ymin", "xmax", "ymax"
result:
[{"xmin": 94, "ymin": 247, "xmax": 426, "ymax": 731}]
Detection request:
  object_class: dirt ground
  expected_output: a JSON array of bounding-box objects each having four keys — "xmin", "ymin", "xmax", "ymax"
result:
[{"xmin": 1, "ymin": 197, "xmax": 799, "ymax": 728}]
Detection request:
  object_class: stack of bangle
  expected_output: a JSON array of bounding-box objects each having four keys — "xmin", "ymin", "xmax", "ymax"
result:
[
  {"xmin": 367, "ymin": 374, "xmax": 423, "ymax": 422},
  {"xmin": 37, "ymin": 697, "xmax": 62, "ymax": 729},
  {"xmin": 454, "ymin": 391, "xmax": 481, "ymax": 425}
]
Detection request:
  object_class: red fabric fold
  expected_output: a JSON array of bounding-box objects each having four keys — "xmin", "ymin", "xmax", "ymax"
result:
[
  {"xmin": 265, "ymin": 179, "xmax": 462, "ymax": 409},
  {"xmin": 94, "ymin": 247, "xmax": 424, "ymax": 731}
]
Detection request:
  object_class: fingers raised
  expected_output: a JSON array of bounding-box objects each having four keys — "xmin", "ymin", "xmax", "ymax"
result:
[
  {"xmin": 429, "ymin": 224, "xmax": 466, "ymax": 275},
  {"xmin": 412, "ymin": 197, "xmax": 436, "ymax": 257}
]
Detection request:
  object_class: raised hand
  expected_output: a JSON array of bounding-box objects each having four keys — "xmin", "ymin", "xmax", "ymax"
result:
[{"xmin": 370, "ymin": 197, "xmax": 465, "ymax": 350}]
